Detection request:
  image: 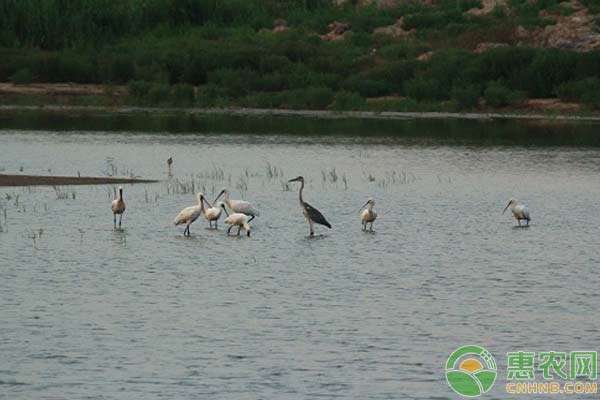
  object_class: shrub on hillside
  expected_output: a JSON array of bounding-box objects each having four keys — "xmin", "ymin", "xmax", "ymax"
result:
[
  {"xmin": 208, "ymin": 68, "xmax": 259, "ymax": 97},
  {"xmin": 556, "ymin": 78, "xmax": 600, "ymax": 107},
  {"xmin": 331, "ymin": 91, "xmax": 366, "ymax": 110},
  {"xmin": 128, "ymin": 81, "xmax": 152, "ymax": 99},
  {"xmin": 484, "ymin": 81, "xmax": 523, "ymax": 107},
  {"xmin": 342, "ymin": 77, "xmax": 389, "ymax": 97},
  {"xmin": 451, "ymin": 84, "xmax": 481, "ymax": 109},
  {"xmin": 404, "ymin": 77, "xmax": 446, "ymax": 101},
  {"xmin": 282, "ymin": 86, "xmax": 334, "ymax": 109},
  {"xmin": 10, "ymin": 68, "xmax": 33, "ymax": 84},
  {"xmin": 196, "ymin": 84, "xmax": 229, "ymax": 107},
  {"xmin": 171, "ymin": 84, "xmax": 195, "ymax": 106},
  {"xmin": 147, "ymin": 83, "xmax": 171, "ymax": 105}
]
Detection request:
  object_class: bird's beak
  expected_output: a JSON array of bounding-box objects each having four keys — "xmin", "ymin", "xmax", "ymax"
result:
[
  {"xmin": 221, "ymin": 206, "xmax": 229, "ymax": 217},
  {"xmin": 213, "ymin": 190, "xmax": 224, "ymax": 204},
  {"xmin": 288, "ymin": 177, "xmax": 300, "ymax": 183},
  {"xmin": 202, "ymin": 197, "xmax": 213, "ymax": 208},
  {"xmin": 502, "ymin": 202, "xmax": 511, "ymax": 214},
  {"xmin": 358, "ymin": 201, "xmax": 369, "ymax": 213}
]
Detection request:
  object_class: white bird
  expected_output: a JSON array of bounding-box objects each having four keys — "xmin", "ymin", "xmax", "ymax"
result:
[
  {"xmin": 213, "ymin": 188, "xmax": 260, "ymax": 221},
  {"xmin": 173, "ymin": 192, "xmax": 207, "ymax": 236},
  {"xmin": 111, "ymin": 186, "xmax": 126, "ymax": 229},
  {"xmin": 204, "ymin": 201, "xmax": 225, "ymax": 229},
  {"xmin": 359, "ymin": 198, "xmax": 377, "ymax": 231},
  {"xmin": 221, "ymin": 204, "xmax": 252, "ymax": 236},
  {"xmin": 503, "ymin": 198, "xmax": 531, "ymax": 226}
]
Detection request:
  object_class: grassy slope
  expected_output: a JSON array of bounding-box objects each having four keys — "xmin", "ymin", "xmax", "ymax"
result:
[{"xmin": 1, "ymin": 0, "xmax": 600, "ymax": 114}]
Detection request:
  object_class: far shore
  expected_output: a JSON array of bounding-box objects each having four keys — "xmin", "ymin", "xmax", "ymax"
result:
[
  {"xmin": 0, "ymin": 174, "xmax": 158, "ymax": 187},
  {"xmin": 2, "ymin": 104, "xmax": 600, "ymax": 123}
]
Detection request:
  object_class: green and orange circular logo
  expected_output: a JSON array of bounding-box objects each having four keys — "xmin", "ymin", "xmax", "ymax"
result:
[{"xmin": 446, "ymin": 345, "xmax": 497, "ymax": 397}]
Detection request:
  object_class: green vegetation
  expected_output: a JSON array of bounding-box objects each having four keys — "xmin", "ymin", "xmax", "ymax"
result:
[{"xmin": 1, "ymin": 0, "xmax": 600, "ymax": 112}]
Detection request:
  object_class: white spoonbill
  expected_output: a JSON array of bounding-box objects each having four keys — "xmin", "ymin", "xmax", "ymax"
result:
[
  {"xmin": 174, "ymin": 192, "xmax": 207, "ymax": 236},
  {"xmin": 111, "ymin": 186, "xmax": 126, "ymax": 229},
  {"xmin": 204, "ymin": 201, "xmax": 225, "ymax": 228},
  {"xmin": 221, "ymin": 204, "xmax": 252, "ymax": 236},
  {"xmin": 359, "ymin": 198, "xmax": 377, "ymax": 231},
  {"xmin": 503, "ymin": 199, "xmax": 531, "ymax": 226},
  {"xmin": 213, "ymin": 188, "xmax": 260, "ymax": 221},
  {"xmin": 288, "ymin": 176, "xmax": 331, "ymax": 236}
]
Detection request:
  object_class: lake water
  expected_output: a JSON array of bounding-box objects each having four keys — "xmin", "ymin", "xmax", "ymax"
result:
[{"xmin": 1, "ymin": 112, "xmax": 600, "ymax": 399}]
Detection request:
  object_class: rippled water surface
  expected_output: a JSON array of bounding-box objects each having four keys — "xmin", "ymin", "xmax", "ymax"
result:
[{"xmin": 1, "ymin": 115, "xmax": 600, "ymax": 399}]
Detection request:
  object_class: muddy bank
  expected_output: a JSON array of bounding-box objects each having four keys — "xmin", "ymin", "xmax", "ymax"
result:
[
  {"xmin": 1, "ymin": 104, "xmax": 600, "ymax": 122},
  {"xmin": 0, "ymin": 174, "xmax": 157, "ymax": 187}
]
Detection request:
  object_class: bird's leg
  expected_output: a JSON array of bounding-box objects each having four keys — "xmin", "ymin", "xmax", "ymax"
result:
[
  {"xmin": 237, "ymin": 226, "xmax": 241, "ymax": 236},
  {"xmin": 119, "ymin": 214, "xmax": 122, "ymax": 228},
  {"xmin": 113, "ymin": 214, "xmax": 116, "ymax": 229},
  {"xmin": 215, "ymin": 221, "xmax": 218, "ymax": 229},
  {"xmin": 185, "ymin": 225, "xmax": 190, "ymax": 236},
  {"xmin": 518, "ymin": 219, "xmax": 521, "ymax": 227},
  {"xmin": 309, "ymin": 219, "xmax": 314, "ymax": 236},
  {"xmin": 370, "ymin": 222, "xmax": 373, "ymax": 231},
  {"xmin": 526, "ymin": 219, "xmax": 530, "ymax": 226},
  {"xmin": 248, "ymin": 215, "xmax": 255, "ymax": 222},
  {"xmin": 227, "ymin": 226, "xmax": 232, "ymax": 235}
]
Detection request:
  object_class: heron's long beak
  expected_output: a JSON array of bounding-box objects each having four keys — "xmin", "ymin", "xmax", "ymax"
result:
[
  {"xmin": 288, "ymin": 177, "xmax": 300, "ymax": 183},
  {"xmin": 502, "ymin": 202, "xmax": 511, "ymax": 214},
  {"xmin": 358, "ymin": 201, "xmax": 369, "ymax": 213},
  {"xmin": 221, "ymin": 205, "xmax": 229, "ymax": 217}
]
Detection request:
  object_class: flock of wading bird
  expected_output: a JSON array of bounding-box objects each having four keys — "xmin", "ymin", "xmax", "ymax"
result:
[{"xmin": 111, "ymin": 161, "xmax": 532, "ymax": 237}]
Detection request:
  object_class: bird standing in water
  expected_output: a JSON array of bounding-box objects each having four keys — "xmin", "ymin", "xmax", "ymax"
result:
[
  {"xmin": 174, "ymin": 192, "xmax": 207, "ymax": 236},
  {"xmin": 359, "ymin": 198, "xmax": 377, "ymax": 231},
  {"xmin": 204, "ymin": 201, "xmax": 225, "ymax": 229},
  {"xmin": 288, "ymin": 176, "xmax": 331, "ymax": 236},
  {"xmin": 111, "ymin": 186, "xmax": 126, "ymax": 229},
  {"xmin": 167, "ymin": 157, "xmax": 173, "ymax": 177},
  {"xmin": 213, "ymin": 188, "xmax": 260, "ymax": 222},
  {"xmin": 220, "ymin": 204, "xmax": 252, "ymax": 236},
  {"xmin": 503, "ymin": 199, "xmax": 531, "ymax": 226}
]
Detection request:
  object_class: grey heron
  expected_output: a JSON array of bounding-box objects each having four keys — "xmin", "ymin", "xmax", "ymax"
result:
[{"xmin": 288, "ymin": 176, "xmax": 331, "ymax": 236}]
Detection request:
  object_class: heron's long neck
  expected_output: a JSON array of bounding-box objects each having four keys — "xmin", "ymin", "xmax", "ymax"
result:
[
  {"xmin": 118, "ymin": 191, "xmax": 123, "ymax": 200},
  {"xmin": 298, "ymin": 180, "xmax": 304, "ymax": 204}
]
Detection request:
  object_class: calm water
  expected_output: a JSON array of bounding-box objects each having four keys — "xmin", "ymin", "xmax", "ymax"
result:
[{"xmin": 1, "ymin": 114, "xmax": 600, "ymax": 399}]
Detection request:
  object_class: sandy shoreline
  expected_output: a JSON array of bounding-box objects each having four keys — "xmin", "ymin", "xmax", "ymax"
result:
[
  {"xmin": 1, "ymin": 104, "xmax": 600, "ymax": 122},
  {"xmin": 0, "ymin": 174, "xmax": 157, "ymax": 187}
]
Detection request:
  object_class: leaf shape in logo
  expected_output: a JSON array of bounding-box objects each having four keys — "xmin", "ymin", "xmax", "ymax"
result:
[
  {"xmin": 474, "ymin": 370, "xmax": 496, "ymax": 393},
  {"xmin": 446, "ymin": 371, "xmax": 481, "ymax": 397}
]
